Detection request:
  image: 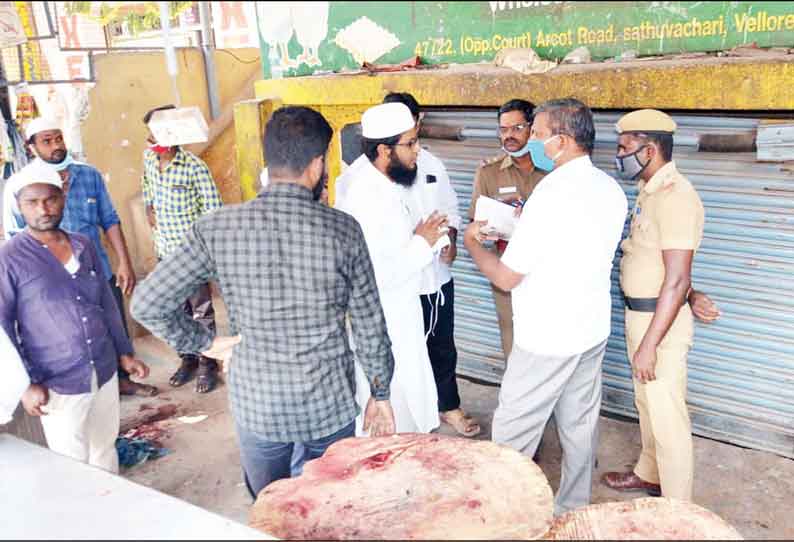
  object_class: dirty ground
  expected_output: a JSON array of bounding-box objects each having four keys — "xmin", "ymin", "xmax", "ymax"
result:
[{"xmin": 123, "ymin": 300, "xmax": 793, "ymax": 540}]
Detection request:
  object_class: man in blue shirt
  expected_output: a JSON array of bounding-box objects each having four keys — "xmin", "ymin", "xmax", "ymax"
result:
[
  {"xmin": 3, "ymin": 117, "xmax": 157, "ymax": 397},
  {"xmin": 0, "ymin": 162, "xmax": 151, "ymax": 472}
]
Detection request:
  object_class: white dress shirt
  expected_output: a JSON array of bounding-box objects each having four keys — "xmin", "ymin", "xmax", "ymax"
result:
[
  {"xmin": 502, "ymin": 155, "xmax": 628, "ymax": 356},
  {"xmin": 0, "ymin": 326, "xmax": 30, "ymax": 424},
  {"xmin": 406, "ymin": 148, "xmax": 462, "ymax": 295}
]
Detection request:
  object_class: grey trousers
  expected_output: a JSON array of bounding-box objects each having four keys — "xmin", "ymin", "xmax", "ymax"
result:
[{"xmin": 492, "ymin": 339, "xmax": 607, "ymax": 515}]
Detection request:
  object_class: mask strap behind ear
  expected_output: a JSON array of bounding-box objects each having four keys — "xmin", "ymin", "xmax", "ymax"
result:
[
  {"xmin": 637, "ymin": 143, "xmax": 652, "ymax": 168},
  {"xmin": 549, "ymin": 134, "xmax": 564, "ymax": 162}
]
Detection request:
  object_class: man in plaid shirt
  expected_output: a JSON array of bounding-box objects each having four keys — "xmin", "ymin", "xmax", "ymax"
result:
[
  {"xmin": 132, "ymin": 106, "xmax": 395, "ymax": 497},
  {"xmin": 141, "ymin": 105, "xmax": 223, "ymax": 393}
]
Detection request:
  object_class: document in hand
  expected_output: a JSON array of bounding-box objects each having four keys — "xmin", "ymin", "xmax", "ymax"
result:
[
  {"xmin": 474, "ymin": 195, "xmax": 519, "ymax": 240},
  {"xmin": 432, "ymin": 231, "xmax": 451, "ymax": 253}
]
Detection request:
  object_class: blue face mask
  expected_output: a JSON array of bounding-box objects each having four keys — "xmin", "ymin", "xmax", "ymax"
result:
[
  {"xmin": 504, "ymin": 139, "xmax": 532, "ymax": 158},
  {"xmin": 525, "ymin": 135, "xmax": 560, "ymax": 172},
  {"xmin": 48, "ymin": 152, "xmax": 74, "ymax": 172}
]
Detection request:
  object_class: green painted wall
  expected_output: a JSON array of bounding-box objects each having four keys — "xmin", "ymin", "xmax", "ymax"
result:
[{"xmin": 256, "ymin": 1, "xmax": 794, "ymax": 78}]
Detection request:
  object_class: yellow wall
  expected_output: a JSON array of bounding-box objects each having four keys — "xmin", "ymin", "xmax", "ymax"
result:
[
  {"xmin": 238, "ymin": 56, "xmax": 794, "ymax": 207},
  {"xmin": 81, "ymin": 48, "xmax": 260, "ymax": 336},
  {"xmin": 82, "ymin": 48, "xmax": 260, "ymax": 273},
  {"xmin": 254, "ymin": 57, "xmax": 794, "ymax": 110}
]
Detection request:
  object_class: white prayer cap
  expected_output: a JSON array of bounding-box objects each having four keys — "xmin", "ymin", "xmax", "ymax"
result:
[
  {"xmin": 361, "ymin": 102, "xmax": 415, "ymax": 139},
  {"xmin": 12, "ymin": 161, "xmax": 63, "ymax": 197},
  {"xmin": 25, "ymin": 117, "xmax": 61, "ymax": 141}
]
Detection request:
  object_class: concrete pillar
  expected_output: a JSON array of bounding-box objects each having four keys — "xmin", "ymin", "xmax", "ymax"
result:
[{"xmin": 233, "ymin": 98, "xmax": 282, "ymax": 201}]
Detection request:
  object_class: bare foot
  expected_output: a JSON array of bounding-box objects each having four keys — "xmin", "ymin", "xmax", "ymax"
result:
[
  {"xmin": 195, "ymin": 358, "xmax": 218, "ymax": 394},
  {"xmin": 119, "ymin": 378, "xmax": 159, "ymax": 397}
]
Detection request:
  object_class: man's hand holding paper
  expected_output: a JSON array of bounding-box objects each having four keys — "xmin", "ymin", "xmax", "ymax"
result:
[{"xmin": 474, "ymin": 195, "xmax": 521, "ymax": 240}]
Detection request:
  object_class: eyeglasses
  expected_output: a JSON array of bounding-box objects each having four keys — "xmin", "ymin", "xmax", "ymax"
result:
[
  {"xmin": 498, "ymin": 123, "xmax": 530, "ymax": 136},
  {"xmin": 393, "ymin": 138, "xmax": 420, "ymax": 149}
]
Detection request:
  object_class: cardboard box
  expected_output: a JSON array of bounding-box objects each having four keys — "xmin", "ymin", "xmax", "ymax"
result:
[{"xmin": 148, "ymin": 106, "xmax": 209, "ymax": 146}]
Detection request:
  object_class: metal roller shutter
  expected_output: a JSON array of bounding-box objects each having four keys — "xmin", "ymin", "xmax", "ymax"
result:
[{"xmin": 421, "ymin": 110, "xmax": 794, "ymax": 459}]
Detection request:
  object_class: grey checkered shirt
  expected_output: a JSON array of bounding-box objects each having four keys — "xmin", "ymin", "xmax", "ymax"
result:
[{"xmin": 131, "ymin": 182, "xmax": 394, "ymax": 441}]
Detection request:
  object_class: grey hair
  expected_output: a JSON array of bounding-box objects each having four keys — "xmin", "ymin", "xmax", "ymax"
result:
[{"xmin": 534, "ymin": 98, "xmax": 595, "ymax": 154}]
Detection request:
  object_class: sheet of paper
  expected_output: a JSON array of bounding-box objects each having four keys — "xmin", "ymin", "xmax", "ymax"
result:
[
  {"xmin": 432, "ymin": 232, "xmax": 450, "ymax": 253},
  {"xmin": 474, "ymin": 195, "xmax": 519, "ymax": 240}
]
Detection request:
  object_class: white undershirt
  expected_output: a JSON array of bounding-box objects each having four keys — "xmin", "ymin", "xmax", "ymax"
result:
[
  {"xmin": 63, "ymin": 254, "xmax": 80, "ymax": 274},
  {"xmin": 407, "ymin": 149, "xmax": 462, "ymax": 295}
]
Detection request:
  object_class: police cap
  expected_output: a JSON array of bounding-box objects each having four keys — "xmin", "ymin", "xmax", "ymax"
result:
[{"xmin": 615, "ymin": 109, "xmax": 677, "ymax": 134}]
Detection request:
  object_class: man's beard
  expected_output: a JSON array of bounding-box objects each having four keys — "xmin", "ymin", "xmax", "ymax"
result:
[
  {"xmin": 312, "ymin": 171, "xmax": 328, "ymax": 201},
  {"xmin": 29, "ymin": 214, "xmax": 63, "ymax": 232},
  {"xmin": 387, "ymin": 154, "xmax": 418, "ymax": 188},
  {"xmin": 43, "ymin": 148, "xmax": 67, "ymax": 164}
]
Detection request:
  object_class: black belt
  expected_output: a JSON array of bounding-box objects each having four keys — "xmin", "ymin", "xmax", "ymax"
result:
[
  {"xmin": 623, "ymin": 294, "xmax": 690, "ymax": 312},
  {"xmin": 623, "ymin": 295, "xmax": 659, "ymax": 312}
]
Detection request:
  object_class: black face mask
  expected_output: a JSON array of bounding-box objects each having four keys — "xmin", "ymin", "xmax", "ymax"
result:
[
  {"xmin": 387, "ymin": 152, "xmax": 418, "ymax": 188},
  {"xmin": 312, "ymin": 170, "xmax": 328, "ymax": 201}
]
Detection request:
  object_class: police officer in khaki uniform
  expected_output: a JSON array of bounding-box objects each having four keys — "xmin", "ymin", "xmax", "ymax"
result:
[
  {"xmin": 602, "ymin": 109, "xmax": 706, "ymax": 501},
  {"xmin": 468, "ymin": 99, "xmax": 545, "ymax": 359}
]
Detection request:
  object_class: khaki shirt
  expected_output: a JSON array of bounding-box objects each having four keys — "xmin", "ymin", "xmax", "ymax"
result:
[
  {"xmin": 619, "ymin": 161, "xmax": 704, "ymax": 299},
  {"xmin": 468, "ymin": 153, "xmax": 546, "ymax": 219}
]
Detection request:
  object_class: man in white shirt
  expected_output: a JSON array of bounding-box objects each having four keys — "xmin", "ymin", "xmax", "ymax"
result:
[
  {"xmin": 381, "ymin": 93, "xmax": 480, "ymax": 438},
  {"xmin": 0, "ymin": 325, "xmax": 30, "ymax": 425},
  {"xmin": 464, "ymin": 98, "xmax": 628, "ymax": 514},
  {"xmin": 336, "ymin": 102, "xmax": 448, "ymax": 434}
]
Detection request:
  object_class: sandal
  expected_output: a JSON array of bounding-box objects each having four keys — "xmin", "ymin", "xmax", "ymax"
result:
[
  {"xmin": 440, "ymin": 408, "xmax": 482, "ymax": 438},
  {"xmin": 169, "ymin": 356, "xmax": 198, "ymax": 387},
  {"xmin": 195, "ymin": 357, "xmax": 218, "ymax": 394}
]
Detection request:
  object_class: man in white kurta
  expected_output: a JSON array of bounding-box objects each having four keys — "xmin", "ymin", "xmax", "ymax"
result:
[
  {"xmin": 382, "ymin": 92, "xmax": 481, "ymax": 438},
  {"xmin": 336, "ymin": 103, "xmax": 448, "ymax": 434}
]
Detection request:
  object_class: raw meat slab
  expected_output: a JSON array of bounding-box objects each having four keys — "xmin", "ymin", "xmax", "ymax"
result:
[
  {"xmin": 250, "ymin": 433, "xmax": 553, "ymax": 540},
  {"xmin": 543, "ymin": 497, "xmax": 743, "ymax": 540}
]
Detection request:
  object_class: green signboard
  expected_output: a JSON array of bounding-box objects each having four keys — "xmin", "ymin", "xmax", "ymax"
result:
[{"xmin": 255, "ymin": 2, "xmax": 794, "ymax": 78}]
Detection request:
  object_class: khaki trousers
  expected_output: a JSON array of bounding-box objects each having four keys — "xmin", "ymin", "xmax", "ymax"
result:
[
  {"xmin": 40, "ymin": 372, "xmax": 120, "ymax": 474},
  {"xmin": 625, "ymin": 307, "xmax": 694, "ymax": 501},
  {"xmin": 491, "ymin": 283, "xmax": 513, "ymax": 360}
]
